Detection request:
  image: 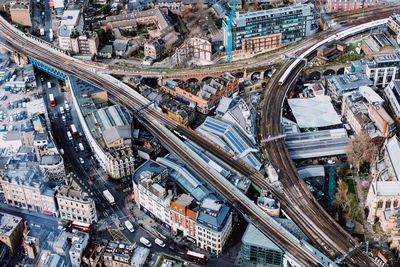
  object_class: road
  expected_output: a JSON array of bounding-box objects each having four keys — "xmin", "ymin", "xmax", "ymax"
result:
[{"xmin": 0, "ymin": 13, "xmax": 388, "ymax": 265}]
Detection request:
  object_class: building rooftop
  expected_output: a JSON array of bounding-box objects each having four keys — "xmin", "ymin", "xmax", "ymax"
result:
[
  {"xmin": 40, "ymin": 155, "xmax": 62, "ymax": 166},
  {"xmin": 102, "ymin": 126, "xmax": 131, "ymax": 145},
  {"xmin": 288, "ymin": 95, "xmax": 342, "ymax": 128},
  {"xmin": 327, "ymin": 72, "xmax": 373, "ymax": 95},
  {"xmin": 132, "ymin": 159, "xmax": 167, "ymax": 184},
  {"xmin": 60, "ymin": 9, "xmax": 81, "ymax": 27},
  {"xmin": 235, "ymin": 4, "xmax": 312, "ymax": 21},
  {"xmin": 94, "ymin": 105, "xmax": 130, "ymax": 131},
  {"xmin": 0, "ymin": 212, "xmax": 22, "ymax": 236},
  {"xmin": 285, "ymin": 128, "xmax": 349, "ymax": 159},
  {"xmin": 130, "ymin": 246, "xmax": 150, "ymax": 267},
  {"xmin": 241, "ymin": 223, "xmax": 282, "ymax": 252},
  {"xmin": 372, "ymin": 52, "xmax": 400, "ymax": 64},
  {"xmin": 156, "ymin": 156, "xmax": 215, "ymax": 202},
  {"xmin": 375, "ymin": 181, "xmax": 400, "ymax": 196},
  {"xmin": 359, "ymin": 86, "xmax": 384, "ymax": 105},
  {"xmin": 297, "ymin": 165, "xmax": 325, "ymax": 179},
  {"xmin": 385, "ymin": 135, "xmax": 400, "ymax": 181},
  {"xmin": 197, "ymin": 198, "xmax": 231, "ymax": 231}
]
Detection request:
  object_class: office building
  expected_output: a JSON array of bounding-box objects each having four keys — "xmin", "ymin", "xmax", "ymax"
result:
[
  {"xmin": 39, "ymin": 154, "xmax": 66, "ymax": 180},
  {"xmin": 69, "ymin": 232, "xmax": 90, "ymax": 267},
  {"xmin": 196, "ymin": 198, "xmax": 232, "ymax": 255},
  {"xmin": 388, "ymin": 15, "xmax": 400, "ymax": 44},
  {"xmin": 132, "ymin": 161, "xmax": 172, "ymax": 228},
  {"xmin": 0, "ymin": 212, "xmax": 24, "ymax": 255},
  {"xmin": 58, "ymin": 9, "xmax": 84, "ymax": 51},
  {"xmin": 241, "ymin": 223, "xmax": 283, "ymax": 266},
  {"xmin": 223, "ymin": 5, "xmax": 318, "ymax": 52},
  {"xmin": 325, "ymin": 72, "xmax": 373, "ymax": 103},
  {"xmin": 56, "ymin": 179, "xmax": 98, "ymax": 223}
]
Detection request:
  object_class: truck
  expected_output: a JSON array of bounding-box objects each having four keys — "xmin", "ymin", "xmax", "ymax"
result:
[
  {"xmin": 103, "ymin": 190, "xmax": 115, "ymax": 206},
  {"xmin": 47, "ymin": 81, "xmax": 52, "ymax": 89},
  {"xmin": 40, "ymin": 28, "xmax": 44, "ymax": 36},
  {"xmin": 78, "ymin": 143, "xmax": 84, "ymax": 152},
  {"xmin": 124, "ymin": 220, "xmax": 135, "ymax": 232},
  {"xmin": 49, "ymin": 29, "xmax": 53, "ymax": 42}
]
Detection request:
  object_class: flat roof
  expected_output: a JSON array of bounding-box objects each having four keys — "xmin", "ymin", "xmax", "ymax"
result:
[
  {"xmin": 385, "ymin": 135, "xmax": 400, "ymax": 180},
  {"xmin": 288, "ymin": 96, "xmax": 342, "ymax": 128},
  {"xmin": 0, "ymin": 212, "xmax": 22, "ymax": 236},
  {"xmin": 286, "ymin": 128, "xmax": 349, "ymax": 159},
  {"xmin": 298, "ymin": 165, "xmax": 325, "ymax": 179}
]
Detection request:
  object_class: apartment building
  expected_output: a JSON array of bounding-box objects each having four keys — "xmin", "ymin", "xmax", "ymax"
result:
[
  {"xmin": 385, "ymin": 80, "xmax": 400, "ymax": 118},
  {"xmin": 70, "ymin": 32, "xmax": 99, "ymax": 55},
  {"xmin": 223, "ymin": 4, "xmax": 318, "ymax": 52},
  {"xmin": 366, "ymin": 135, "xmax": 400, "ymax": 224},
  {"xmin": 132, "ymin": 163, "xmax": 172, "ymax": 227},
  {"xmin": 0, "ymin": 212, "xmax": 24, "ymax": 255},
  {"xmin": 162, "ymin": 73, "xmax": 238, "ymax": 114},
  {"xmin": 326, "ymin": 0, "xmax": 383, "ymax": 13},
  {"xmin": 388, "ymin": 15, "xmax": 400, "ymax": 44},
  {"xmin": 1, "ymin": 160, "xmax": 58, "ymax": 217},
  {"xmin": 341, "ymin": 86, "xmax": 396, "ymax": 140},
  {"xmin": 10, "ymin": 2, "xmax": 32, "ymax": 27},
  {"xmin": 196, "ymin": 198, "xmax": 232, "ymax": 255},
  {"xmin": 56, "ymin": 179, "xmax": 98, "ymax": 223},
  {"xmin": 144, "ymin": 38, "xmax": 165, "ymax": 60},
  {"xmin": 170, "ymin": 194, "xmax": 198, "ymax": 242},
  {"xmin": 365, "ymin": 53, "xmax": 400, "ymax": 88}
]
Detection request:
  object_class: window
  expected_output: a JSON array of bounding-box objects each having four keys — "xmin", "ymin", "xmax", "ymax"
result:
[
  {"xmin": 394, "ymin": 200, "xmax": 398, "ymax": 208},
  {"xmin": 377, "ymin": 200, "xmax": 383, "ymax": 209},
  {"xmin": 386, "ymin": 200, "xmax": 392, "ymax": 209}
]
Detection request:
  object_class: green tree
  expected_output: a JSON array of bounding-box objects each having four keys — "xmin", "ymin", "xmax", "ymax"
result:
[
  {"xmin": 101, "ymin": 4, "xmax": 111, "ymax": 15},
  {"xmin": 348, "ymin": 193, "xmax": 362, "ymax": 222}
]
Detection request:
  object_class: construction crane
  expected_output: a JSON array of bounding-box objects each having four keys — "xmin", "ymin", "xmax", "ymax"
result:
[{"xmin": 226, "ymin": 0, "xmax": 236, "ymax": 63}]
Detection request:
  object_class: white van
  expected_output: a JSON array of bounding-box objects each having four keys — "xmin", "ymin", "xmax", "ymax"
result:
[
  {"xmin": 124, "ymin": 220, "xmax": 135, "ymax": 233},
  {"xmin": 140, "ymin": 237, "xmax": 152, "ymax": 248},
  {"xmin": 155, "ymin": 238, "xmax": 166, "ymax": 248}
]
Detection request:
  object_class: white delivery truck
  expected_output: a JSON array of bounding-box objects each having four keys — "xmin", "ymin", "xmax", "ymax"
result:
[
  {"xmin": 103, "ymin": 190, "xmax": 115, "ymax": 206},
  {"xmin": 155, "ymin": 238, "xmax": 166, "ymax": 247},
  {"xmin": 67, "ymin": 131, "xmax": 73, "ymax": 140},
  {"xmin": 78, "ymin": 143, "xmax": 84, "ymax": 151}
]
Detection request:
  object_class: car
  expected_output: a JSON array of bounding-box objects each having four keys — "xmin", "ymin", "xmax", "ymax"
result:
[
  {"xmin": 155, "ymin": 238, "xmax": 166, "ymax": 247},
  {"xmin": 79, "ymin": 157, "xmax": 84, "ymax": 164},
  {"xmin": 139, "ymin": 237, "xmax": 152, "ymax": 248},
  {"xmin": 59, "ymin": 149, "xmax": 64, "ymax": 155},
  {"xmin": 74, "ymin": 146, "xmax": 79, "ymax": 152},
  {"xmin": 88, "ymin": 175, "xmax": 94, "ymax": 181}
]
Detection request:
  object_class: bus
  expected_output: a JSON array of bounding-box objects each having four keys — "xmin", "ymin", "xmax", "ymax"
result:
[
  {"xmin": 49, "ymin": 94, "xmax": 55, "ymax": 107},
  {"xmin": 103, "ymin": 190, "xmax": 115, "ymax": 206},
  {"xmin": 70, "ymin": 124, "xmax": 78, "ymax": 136},
  {"xmin": 71, "ymin": 221, "xmax": 91, "ymax": 232},
  {"xmin": 184, "ymin": 250, "xmax": 207, "ymax": 265}
]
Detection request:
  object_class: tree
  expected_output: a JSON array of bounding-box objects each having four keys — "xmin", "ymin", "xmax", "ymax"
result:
[
  {"xmin": 348, "ymin": 193, "xmax": 362, "ymax": 222},
  {"xmin": 346, "ymin": 132, "xmax": 378, "ymax": 173},
  {"xmin": 101, "ymin": 4, "xmax": 111, "ymax": 15},
  {"xmin": 335, "ymin": 179, "xmax": 350, "ymax": 211}
]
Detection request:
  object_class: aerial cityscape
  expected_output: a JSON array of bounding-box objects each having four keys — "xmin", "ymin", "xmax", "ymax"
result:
[{"xmin": 1, "ymin": 0, "xmax": 400, "ymax": 266}]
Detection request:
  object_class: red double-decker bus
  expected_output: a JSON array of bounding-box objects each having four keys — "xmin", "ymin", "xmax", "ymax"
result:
[
  {"xmin": 49, "ymin": 94, "xmax": 56, "ymax": 107},
  {"xmin": 71, "ymin": 221, "xmax": 92, "ymax": 233},
  {"xmin": 184, "ymin": 250, "xmax": 207, "ymax": 265}
]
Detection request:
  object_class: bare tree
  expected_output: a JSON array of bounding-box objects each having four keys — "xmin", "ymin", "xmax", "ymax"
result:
[
  {"xmin": 335, "ymin": 179, "xmax": 350, "ymax": 211},
  {"xmin": 346, "ymin": 132, "xmax": 378, "ymax": 173}
]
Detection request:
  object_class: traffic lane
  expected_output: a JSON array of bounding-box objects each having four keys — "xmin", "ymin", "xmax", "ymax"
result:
[{"xmin": 0, "ymin": 202, "xmax": 58, "ymax": 232}]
